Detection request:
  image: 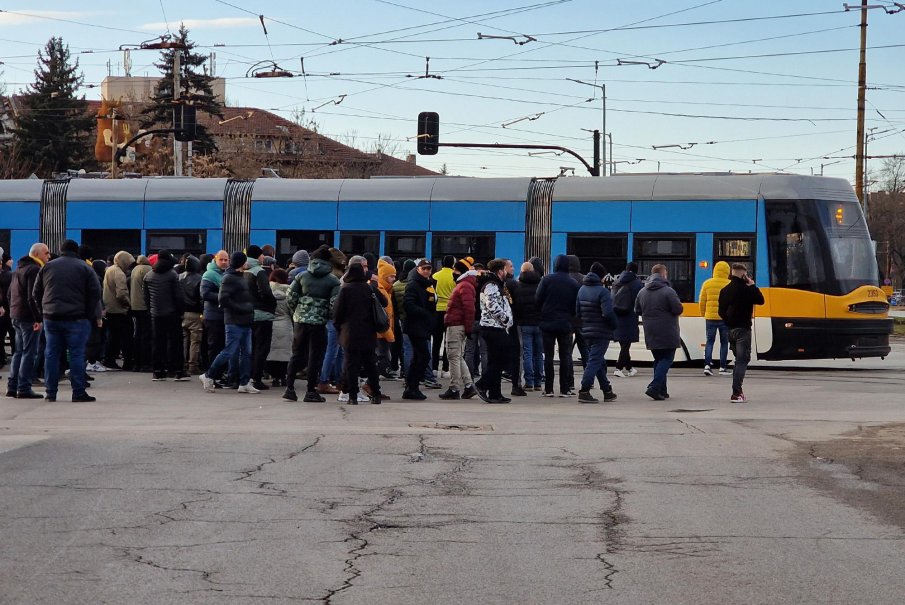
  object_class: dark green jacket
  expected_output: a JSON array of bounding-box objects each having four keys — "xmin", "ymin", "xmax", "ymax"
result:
[{"xmin": 287, "ymin": 258, "xmax": 340, "ymax": 325}]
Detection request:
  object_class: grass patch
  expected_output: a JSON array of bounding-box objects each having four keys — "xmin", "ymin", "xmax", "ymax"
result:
[{"xmin": 894, "ymin": 316, "xmax": 905, "ymax": 337}]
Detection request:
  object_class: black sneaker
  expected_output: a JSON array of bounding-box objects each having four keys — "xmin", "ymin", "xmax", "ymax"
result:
[
  {"xmin": 476, "ymin": 387, "xmax": 490, "ymax": 403},
  {"xmin": 578, "ymin": 390, "xmax": 599, "ymax": 403},
  {"xmin": 439, "ymin": 388, "xmax": 461, "ymax": 400},
  {"xmin": 72, "ymin": 394, "xmax": 97, "ymax": 403},
  {"xmin": 303, "ymin": 391, "xmax": 326, "ymax": 403},
  {"xmin": 282, "ymin": 388, "xmax": 298, "ymax": 402},
  {"xmin": 4, "ymin": 389, "xmax": 16, "ymax": 398},
  {"xmin": 16, "ymin": 391, "xmax": 44, "ymax": 400},
  {"xmin": 510, "ymin": 386, "xmax": 528, "ymax": 397},
  {"xmin": 173, "ymin": 372, "xmax": 190, "ymax": 382},
  {"xmin": 252, "ymin": 381, "xmax": 270, "ymax": 391},
  {"xmin": 485, "ymin": 396, "xmax": 511, "ymax": 404},
  {"xmin": 422, "ymin": 380, "xmax": 442, "ymax": 389},
  {"xmin": 645, "ymin": 388, "xmax": 665, "ymax": 401},
  {"xmin": 402, "ymin": 390, "xmax": 427, "ymax": 401},
  {"xmin": 370, "ymin": 396, "xmax": 382, "ymax": 405},
  {"xmin": 603, "ymin": 389, "xmax": 617, "ymax": 402},
  {"xmin": 461, "ymin": 385, "xmax": 478, "ymax": 400},
  {"xmin": 44, "ymin": 394, "xmax": 56, "ymax": 402},
  {"xmin": 152, "ymin": 373, "xmax": 167, "ymax": 381}
]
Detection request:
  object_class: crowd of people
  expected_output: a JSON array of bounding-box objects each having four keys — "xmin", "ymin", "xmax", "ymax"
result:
[{"xmin": 0, "ymin": 241, "xmax": 763, "ymax": 405}]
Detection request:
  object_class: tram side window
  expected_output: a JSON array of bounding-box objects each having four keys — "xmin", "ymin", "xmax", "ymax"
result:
[
  {"xmin": 386, "ymin": 233, "xmax": 425, "ymax": 260},
  {"xmin": 432, "ymin": 234, "xmax": 496, "ymax": 267},
  {"xmin": 765, "ymin": 202, "xmax": 826, "ymax": 292},
  {"xmin": 714, "ymin": 236, "xmax": 755, "ymax": 277},
  {"xmin": 276, "ymin": 230, "xmax": 334, "ymax": 267},
  {"xmin": 81, "ymin": 229, "xmax": 142, "ymax": 262},
  {"xmin": 566, "ymin": 234, "xmax": 628, "ymax": 277},
  {"xmin": 146, "ymin": 231, "xmax": 206, "ymax": 259},
  {"xmin": 339, "ymin": 232, "xmax": 380, "ymax": 257},
  {"xmin": 633, "ymin": 236, "xmax": 695, "ymax": 302}
]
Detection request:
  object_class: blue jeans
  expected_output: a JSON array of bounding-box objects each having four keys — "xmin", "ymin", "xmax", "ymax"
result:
[
  {"xmin": 520, "ymin": 325, "xmax": 543, "ymax": 387},
  {"xmin": 8, "ymin": 318, "xmax": 41, "ymax": 393},
  {"xmin": 729, "ymin": 328, "xmax": 752, "ymax": 394},
  {"xmin": 319, "ymin": 321, "xmax": 344, "ymax": 384},
  {"xmin": 44, "ymin": 319, "xmax": 91, "ymax": 399},
  {"xmin": 580, "ymin": 337, "xmax": 611, "ymax": 392},
  {"xmin": 648, "ymin": 348, "xmax": 676, "ymax": 395},
  {"xmin": 704, "ymin": 320, "xmax": 729, "ymax": 368},
  {"xmin": 207, "ymin": 324, "xmax": 252, "ymax": 386}
]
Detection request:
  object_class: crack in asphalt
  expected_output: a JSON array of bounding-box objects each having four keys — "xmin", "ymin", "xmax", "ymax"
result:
[
  {"xmin": 675, "ymin": 418, "xmax": 706, "ymax": 434},
  {"xmin": 573, "ymin": 462, "xmax": 627, "ymax": 590},
  {"xmin": 231, "ymin": 435, "xmax": 323, "ymax": 496}
]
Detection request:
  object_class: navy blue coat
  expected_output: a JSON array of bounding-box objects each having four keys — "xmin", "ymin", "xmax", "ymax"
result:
[
  {"xmin": 535, "ymin": 254, "xmax": 580, "ymax": 334},
  {"xmin": 576, "ymin": 273, "xmax": 617, "ymax": 340},
  {"xmin": 612, "ymin": 270, "xmax": 643, "ymax": 343}
]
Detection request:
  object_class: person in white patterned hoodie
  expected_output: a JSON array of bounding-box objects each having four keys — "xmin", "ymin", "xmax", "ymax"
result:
[{"xmin": 474, "ymin": 258, "xmax": 514, "ymax": 404}]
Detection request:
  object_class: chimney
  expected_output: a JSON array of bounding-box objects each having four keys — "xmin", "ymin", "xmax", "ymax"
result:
[{"xmin": 406, "ymin": 154, "xmax": 416, "ymax": 164}]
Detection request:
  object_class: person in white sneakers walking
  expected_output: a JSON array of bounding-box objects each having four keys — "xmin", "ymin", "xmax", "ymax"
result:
[
  {"xmin": 200, "ymin": 252, "xmax": 259, "ymax": 394},
  {"xmin": 611, "ymin": 262, "xmax": 643, "ymax": 378}
]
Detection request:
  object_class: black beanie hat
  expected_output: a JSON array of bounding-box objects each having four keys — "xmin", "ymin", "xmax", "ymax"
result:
[
  {"xmin": 230, "ymin": 251, "xmax": 248, "ymax": 270},
  {"xmin": 246, "ymin": 245, "xmax": 263, "ymax": 259},
  {"xmin": 60, "ymin": 239, "xmax": 80, "ymax": 254}
]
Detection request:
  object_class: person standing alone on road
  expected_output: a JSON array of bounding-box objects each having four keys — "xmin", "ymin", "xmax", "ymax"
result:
[
  {"xmin": 698, "ymin": 260, "xmax": 731, "ymax": 377},
  {"xmin": 635, "ymin": 264, "xmax": 684, "ymax": 401},
  {"xmin": 718, "ymin": 263, "xmax": 764, "ymax": 403}
]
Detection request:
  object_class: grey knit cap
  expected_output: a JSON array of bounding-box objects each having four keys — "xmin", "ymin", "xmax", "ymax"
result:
[{"xmin": 292, "ymin": 249, "xmax": 310, "ymax": 268}]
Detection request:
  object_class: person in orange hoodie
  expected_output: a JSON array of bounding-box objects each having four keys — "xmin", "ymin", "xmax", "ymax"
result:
[{"xmin": 375, "ymin": 258, "xmax": 397, "ymax": 381}]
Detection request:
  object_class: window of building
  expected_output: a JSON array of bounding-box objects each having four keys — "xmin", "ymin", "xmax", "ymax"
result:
[
  {"xmin": 339, "ymin": 232, "xmax": 380, "ymax": 257},
  {"xmin": 276, "ymin": 230, "xmax": 334, "ymax": 267},
  {"xmin": 633, "ymin": 235, "xmax": 695, "ymax": 302},
  {"xmin": 567, "ymin": 234, "xmax": 628, "ymax": 276},
  {"xmin": 432, "ymin": 233, "xmax": 496, "ymax": 267},
  {"xmin": 81, "ymin": 229, "xmax": 142, "ymax": 262},
  {"xmin": 146, "ymin": 231, "xmax": 206, "ymax": 260},
  {"xmin": 386, "ymin": 232, "xmax": 425, "ymax": 260},
  {"xmin": 714, "ymin": 235, "xmax": 755, "ymax": 277}
]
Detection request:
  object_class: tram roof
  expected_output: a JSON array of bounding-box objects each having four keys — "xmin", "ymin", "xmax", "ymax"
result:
[{"xmin": 0, "ymin": 178, "xmax": 42, "ymax": 202}]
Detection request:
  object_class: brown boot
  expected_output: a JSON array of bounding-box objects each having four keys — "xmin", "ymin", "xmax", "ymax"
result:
[{"xmin": 317, "ymin": 382, "xmax": 340, "ymax": 394}]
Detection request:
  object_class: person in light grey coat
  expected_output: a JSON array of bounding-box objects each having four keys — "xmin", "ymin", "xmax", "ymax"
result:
[
  {"xmin": 267, "ymin": 268, "xmax": 293, "ymax": 387},
  {"xmin": 634, "ymin": 264, "xmax": 684, "ymax": 401}
]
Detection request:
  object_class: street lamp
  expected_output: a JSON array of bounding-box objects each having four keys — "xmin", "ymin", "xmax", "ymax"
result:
[{"xmin": 567, "ymin": 78, "xmax": 606, "ymax": 176}]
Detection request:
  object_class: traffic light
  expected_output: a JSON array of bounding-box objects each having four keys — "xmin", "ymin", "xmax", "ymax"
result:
[
  {"xmin": 417, "ymin": 111, "xmax": 439, "ymax": 155},
  {"xmin": 174, "ymin": 104, "xmax": 197, "ymax": 142}
]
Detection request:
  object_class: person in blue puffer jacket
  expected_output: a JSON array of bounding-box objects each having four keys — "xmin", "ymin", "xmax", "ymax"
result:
[{"xmin": 575, "ymin": 262, "xmax": 618, "ymax": 403}]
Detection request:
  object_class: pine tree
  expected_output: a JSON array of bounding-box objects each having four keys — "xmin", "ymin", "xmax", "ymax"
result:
[
  {"xmin": 141, "ymin": 24, "xmax": 224, "ymax": 154},
  {"xmin": 11, "ymin": 37, "xmax": 93, "ymax": 176}
]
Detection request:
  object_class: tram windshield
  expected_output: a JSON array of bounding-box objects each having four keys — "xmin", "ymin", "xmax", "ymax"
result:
[{"xmin": 765, "ymin": 199, "xmax": 878, "ymax": 295}]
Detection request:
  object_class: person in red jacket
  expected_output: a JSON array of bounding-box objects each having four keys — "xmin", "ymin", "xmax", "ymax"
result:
[{"xmin": 439, "ymin": 270, "xmax": 480, "ymax": 400}]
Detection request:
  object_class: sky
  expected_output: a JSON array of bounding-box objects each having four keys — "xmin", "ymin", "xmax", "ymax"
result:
[{"xmin": 1, "ymin": 0, "xmax": 904, "ymax": 183}]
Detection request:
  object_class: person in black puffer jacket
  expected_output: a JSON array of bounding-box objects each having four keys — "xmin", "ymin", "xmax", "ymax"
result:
[
  {"xmin": 611, "ymin": 263, "xmax": 644, "ymax": 377},
  {"xmin": 333, "ymin": 262, "xmax": 386, "ymax": 405},
  {"xmin": 200, "ymin": 251, "xmax": 258, "ymax": 393},
  {"xmin": 179, "ymin": 255, "xmax": 204, "ymax": 374},
  {"xmin": 512, "ymin": 261, "xmax": 543, "ymax": 391},
  {"xmin": 143, "ymin": 250, "xmax": 186, "ymax": 381},
  {"xmin": 575, "ymin": 263, "xmax": 618, "ymax": 403},
  {"xmin": 402, "ymin": 259, "xmax": 435, "ymax": 400},
  {"xmin": 535, "ymin": 254, "xmax": 580, "ymax": 396},
  {"xmin": 567, "ymin": 254, "xmax": 589, "ymax": 375}
]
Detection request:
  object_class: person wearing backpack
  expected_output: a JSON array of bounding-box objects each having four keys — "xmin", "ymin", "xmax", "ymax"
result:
[{"xmin": 611, "ymin": 262, "xmax": 644, "ymax": 378}]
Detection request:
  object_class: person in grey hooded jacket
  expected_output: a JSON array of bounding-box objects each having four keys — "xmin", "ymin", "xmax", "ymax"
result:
[{"xmin": 634, "ymin": 264, "xmax": 684, "ymax": 401}]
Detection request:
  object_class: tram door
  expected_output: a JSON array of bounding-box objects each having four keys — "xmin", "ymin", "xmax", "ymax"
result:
[
  {"xmin": 81, "ymin": 229, "xmax": 142, "ymax": 262},
  {"xmin": 566, "ymin": 234, "xmax": 628, "ymax": 286}
]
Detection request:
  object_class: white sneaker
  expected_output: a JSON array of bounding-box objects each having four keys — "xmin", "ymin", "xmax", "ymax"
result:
[
  {"xmin": 627, "ymin": 368, "xmax": 638, "ymax": 377},
  {"xmin": 199, "ymin": 373, "xmax": 214, "ymax": 392},
  {"xmin": 337, "ymin": 392, "xmax": 350, "ymax": 402},
  {"xmin": 357, "ymin": 393, "xmax": 370, "ymax": 403},
  {"xmin": 237, "ymin": 383, "xmax": 260, "ymax": 394},
  {"xmin": 86, "ymin": 362, "xmax": 107, "ymax": 373},
  {"xmin": 441, "ymin": 370, "xmax": 451, "ymax": 379},
  {"xmin": 613, "ymin": 369, "xmax": 626, "ymax": 378},
  {"xmin": 719, "ymin": 368, "xmax": 731, "ymax": 375},
  {"xmin": 703, "ymin": 364, "xmax": 713, "ymax": 376}
]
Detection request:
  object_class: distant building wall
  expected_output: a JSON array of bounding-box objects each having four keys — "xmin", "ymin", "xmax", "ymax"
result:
[{"xmin": 101, "ymin": 76, "xmax": 226, "ymax": 104}]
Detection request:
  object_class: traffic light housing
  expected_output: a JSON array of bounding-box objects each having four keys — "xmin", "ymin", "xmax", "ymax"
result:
[
  {"xmin": 174, "ymin": 104, "xmax": 197, "ymax": 142},
  {"xmin": 417, "ymin": 111, "xmax": 439, "ymax": 155}
]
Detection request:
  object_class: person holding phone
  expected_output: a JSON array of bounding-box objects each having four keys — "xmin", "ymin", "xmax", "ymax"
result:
[{"xmin": 718, "ymin": 264, "xmax": 765, "ymax": 404}]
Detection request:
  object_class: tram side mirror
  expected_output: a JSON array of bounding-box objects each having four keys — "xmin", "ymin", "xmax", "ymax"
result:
[{"xmin": 417, "ymin": 112, "xmax": 439, "ymax": 155}]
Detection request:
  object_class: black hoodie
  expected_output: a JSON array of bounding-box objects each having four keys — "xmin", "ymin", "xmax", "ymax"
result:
[
  {"xmin": 403, "ymin": 267, "xmax": 435, "ymax": 338},
  {"xmin": 511, "ymin": 269, "xmax": 541, "ymax": 326},
  {"xmin": 178, "ymin": 255, "xmax": 203, "ymax": 313},
  {"xmin": 143, "ymin": 253, "xmax": 185, "ymax": 317},
  {"xmin": 535, "ymin": 254, "xmax": 580, "ymax": 333}
]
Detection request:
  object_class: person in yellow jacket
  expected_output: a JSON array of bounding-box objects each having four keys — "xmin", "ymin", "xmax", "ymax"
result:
[
  {"xmin": 698, "ymin": 260, "xmax": 731, "ymax": 376},
  {"xmin": 431, "ymin": 255, "xmax": 457, "ymax": 377},
  {"xmin": 376, "ymin": 258, "xmax": 397, "ymax": 381}
]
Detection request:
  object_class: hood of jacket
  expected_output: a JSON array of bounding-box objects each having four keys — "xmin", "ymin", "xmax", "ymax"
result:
[
  {"xmin": 553, "ymin": 254, "xmax": 571, "ymax": 273},
  {"xmin": 644, "ymin": 273, "xmax": 671, "ymax": 290},
  {"xmin": 154, "ymin": 253, "xmax": 176, "ymax": 274},
  {"xmin": 456, "ymin": 273, "xmax": 477, "ymax": 288},
  {"xmin": 114, "ymin": 251, "xmax": 135, "ymax": 272},
  {"xmin": 377, "ymin": 258, "xmax": 396, "ymax": 290},
  {"xmin": 567, "ymin": 255, "xmax": 581, "ymax": 273},
  {"xmin": 308, "ymin": 257, "xmax": 333, "ymax": 278},
  {"xmin": 183, "ymin": 255, "xmax": 201, "ymax": 274},
  {"xmin": 343, "ymin": 262, "xmax": 368, "ymax": 283},
  {"xmin": 135, "ymin": 255, "xmax": 150, "ymax": 266},
  {"xmin": 582, "ymin": 272, "xmax": 602, "ymax": 286},
  {"xmin": 519, "ymin": 269, "xmax": 541, "ymax": 285},
  {"xmin": 529, "ymin": 256, "xmax": 545, "ymax": 276},
  {"xmin": 617, "ymin": 270, "xmax": 638, "ymax": 285},
  {"xmin": 712, "ymin": 260, "xmax": 731, "ymax": 280}
]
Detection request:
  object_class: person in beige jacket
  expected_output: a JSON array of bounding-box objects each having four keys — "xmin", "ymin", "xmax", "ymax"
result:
[
  {"xmin": 129, "ymin": 255, "xmax": 153, "ymax": 372},
  {"xmin": 102, "ymin": 250, "xmax": 134, "ymax": 370}
]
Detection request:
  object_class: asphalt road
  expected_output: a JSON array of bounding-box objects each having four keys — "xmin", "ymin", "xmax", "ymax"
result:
[{"xmin": 1, "ymin": 344, "xmax": 904, "ymax": 604}]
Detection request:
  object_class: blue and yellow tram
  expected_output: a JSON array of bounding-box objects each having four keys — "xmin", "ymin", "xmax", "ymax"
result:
[{"xmin": 0, "ymin": 173, "xmax": 892, "ymax": 361}]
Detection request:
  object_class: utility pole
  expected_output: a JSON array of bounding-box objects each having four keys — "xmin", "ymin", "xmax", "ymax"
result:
[
  {"xmin": 855, "ymin": 0, "xmax": 868, "ymax": 208},
  {"xmin": 567, "ymin": 78, "xmax": 606, "ymax": 176},
  {"xmin": 110, "ymin": 110, "xmax": 117, "ymax": 179},
  {"xmin": 173, "ymin": 50, "xmax": 183, "ymax": 177}
]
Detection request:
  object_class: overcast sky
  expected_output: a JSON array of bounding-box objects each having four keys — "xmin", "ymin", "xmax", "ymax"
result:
[{"xmin": 1, "ymin": 1, "xmax": 904, "ymax": 181}]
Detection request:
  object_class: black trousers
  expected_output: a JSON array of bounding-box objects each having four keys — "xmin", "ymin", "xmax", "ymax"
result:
[
  {"xmin": 104, "ymin": 313, "xmax": 133, "ymax": 368},
  {"xmin": 251, "ymin": 320, "xmax": 273, "ymax": 383},
  {"xmin": 507, "ymin": 326, "xmax": 522, "ymax": 387},
  {"xmin": 344, "ymin": 347, "xmax": 380, "ymax": 400},
  {"xmin": 0, "ymin": 314, "xmax": 14, "ymax": 362},
  {"xmin": 132, "ymin": 310, "xmax": 152, "ymax": 370},
  {"xmin": 405, "ymin": 335, "xmax": 430, "ymax": 392},
  {"xmin": 151, "ymin": 315, "xmax": 184, "ymax": 375},
  {"xmin": 476, "ymin": 327, "xmax": 509, "ymax": 399},
  {"xmin": 431, "ymin": 310, "xmax": 447, "ymax": 371},
  {"xmin": 616, "ymin": 341, "xmax": 633, "ymax": 371},
  {"xmin": 205, "ymin": 318, "xmax": 225, "ymax": 367},
  {"xmin": 543, "ymin": 329, "xmax": 574, "ymax": 395},
  {"xmin": 286, "ymin": 323, "xmax": 326, "ymax": 393}
]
